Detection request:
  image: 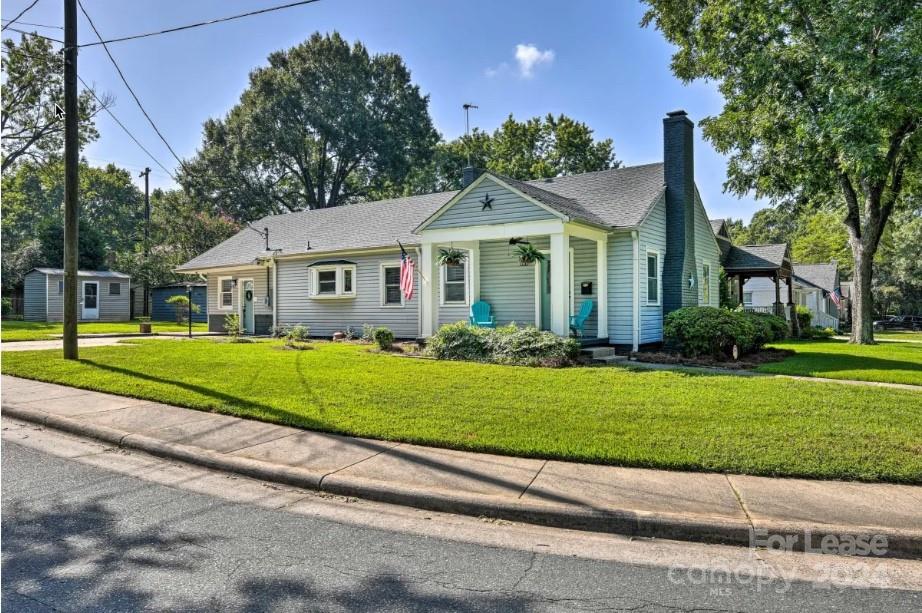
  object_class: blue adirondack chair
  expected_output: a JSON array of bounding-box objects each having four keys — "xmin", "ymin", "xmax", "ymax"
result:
[
  {"xmin": 570, "ymin": 300, "xmax": 594, "ymax": 337},
  {"xmin": 469, "ymin": 301, "xmax": 496, "ymax": 328}
]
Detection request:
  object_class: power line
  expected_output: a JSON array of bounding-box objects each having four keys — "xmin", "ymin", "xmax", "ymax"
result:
[
  {"xmin": 1, "ymin": 26, "xmax": 62, "ymax": 43},
  {"xmin": 76, "ymin": 73, "xmax": 177, "ymax": 181},
  {"xmin": 1, "ymin": 0, "xmax": 41, "ymax": 32},
  {"xmin": 77, "ymin": 0, "xmax": 185, "ymax": 171},
  {"xmin": 1, "ymin": 18, "xmax": 62, "ymax": 30},
  {"xmin": 77, "ymin": 0, "xmax": 321, "ymax": 48}
]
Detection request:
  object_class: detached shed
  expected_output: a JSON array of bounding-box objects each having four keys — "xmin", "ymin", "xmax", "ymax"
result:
[
  {"xmin": 23, "ymin": 268, "xmax": 131, "ymax": 322},
  {"xmin": 151, "ymin": 283, "xmax": 207, "ymax": 323}
]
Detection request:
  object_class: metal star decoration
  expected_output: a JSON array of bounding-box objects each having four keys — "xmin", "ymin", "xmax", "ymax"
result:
[{"xmin": 480, "ymin": 193, "xmax": 494, "ymax": 211}]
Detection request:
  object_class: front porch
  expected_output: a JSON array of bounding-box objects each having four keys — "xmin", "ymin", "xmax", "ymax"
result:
[{"xmin": 417, "ymin": 220, "xmax": 610, "ymax": 341}]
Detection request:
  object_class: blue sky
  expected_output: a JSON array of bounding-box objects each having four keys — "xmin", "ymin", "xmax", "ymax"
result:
[{"xmin": 3, "ymin": 0, "xmax": 765, "ymax": 221}]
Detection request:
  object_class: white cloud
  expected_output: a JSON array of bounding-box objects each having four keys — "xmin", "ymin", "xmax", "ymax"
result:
[
  {"xmin": 514, "ymin": 43, "xmax": 554, "ymax": 78},
  {"xmin": 485, "ymin": 44, "xmax": 555, "ymax": 79}
]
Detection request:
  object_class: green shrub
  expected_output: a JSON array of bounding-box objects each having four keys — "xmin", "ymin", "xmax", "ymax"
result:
[
  {"xmin": 664, "ymin": 307, "xmax": 759, "ymax": 358},
  {"xmin": 743, "ymin": 312, "xmax": 788, "ymax": 344},
  {"xmin": 224, "ymin": 313, "xmax": 241, "ymax": 339},
  {"xmin": 796, "ymin": 306, "xmax": 813, "ymax": 334},
  {"xmin": 425, "ymin": 322, "xmax": 488, "ymax": 361},
  {"xmin": 372, "ymin": 326, "xmax": 395, "ymax": 350},
  {"xmin": 361, "ymin": 323, "xmax": 376, "ymax": 343},
  {"xmin": 285, "ymin": 324, "xmax": 311, "ymax": 344},
  {"xmin": 426, "ymin": 322, "xmax": 579, "ymax": 367},
  {"xmin": 1, "ymin": 297, "xmax": 13, "ymax": 318},
  {"xmin": 802, "ymin": 326, "xmax": 836, "ymax": 339},
  {"xmin": 165, "ymin": 294, "xmax": 201, "ymax": 324}
]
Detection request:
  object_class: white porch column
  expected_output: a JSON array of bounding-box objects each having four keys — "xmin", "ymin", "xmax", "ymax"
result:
[
  {"xmin": 596, "ymin": 236, "xmax": 608, "ymax": 339},
  {"xmin": 420, "ymin": 241, "xmax": 438, "ymax": 336},
  {"xmin": 469, "ymin": 240, "xmax": 480, "ymax": 303},
  {"xmin": 549, "ymin": 230, "xmax": 571, "ymax": 336}
]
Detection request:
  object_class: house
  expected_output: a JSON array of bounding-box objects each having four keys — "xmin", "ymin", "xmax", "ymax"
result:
[
  {"xmin": 151, "ymin": 283, "xmax": 208, "ymax": 323},
  {"xmin": 22, "ymin": 268, "xmax": 131, "ymax": 322},
  {"xmin": 176, "ymin": 110, "xmax": 722, "ymax": 350},
  {"xmin": 743, "ymin": 263, "xmax": 841, "ymax": 330}
]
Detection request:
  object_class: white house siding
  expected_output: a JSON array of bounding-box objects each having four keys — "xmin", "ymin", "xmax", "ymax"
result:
[
  {"xmin": 426, "ymin": 176, "xmax": 556, "ymax": 229},
  {"xmin": 22, "ymin": 271, "xmax": 47, "ymax": 321},
  {"xmin": 637, "ymin": 195, "xmax": 668, "ymax": 344},
  {"xmin": 743, "ymin": 277, "xmax": 790, "ymax": 309},
  {"xmin": 693, "ymin": 191, "xmax": 721, "ymax": 308},
  {"xmin": 478, "ymin": 238, "xmax": 542, "ymax": 327},
  {"xmin": 206, "ymin": 265, "xmax": 274, "ymax": 333},
  {"xmin": 276, "ymin": 252, "xmax": 420, "ymax": 338},
  {"xmin": 44, "ymin": 274, "xmax": 130, "ymax": 322},
  {"xmin": 607, "ymin": 233, "xmax": 635, "ymax": 345}
]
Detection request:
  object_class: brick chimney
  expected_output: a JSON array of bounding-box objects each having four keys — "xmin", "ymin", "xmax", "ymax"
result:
[{"xmin": 662, "ymin": 110, "xmax": 698, "ymax": 313}]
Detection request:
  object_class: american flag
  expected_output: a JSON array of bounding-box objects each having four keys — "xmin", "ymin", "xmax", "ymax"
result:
[
  {"xmin": 830, "ymin": 288, "xmax": 842, "ymax": 307},
  {"xmin": 399, "ymin": 243, "xmax": 415, "ymax": 301}
]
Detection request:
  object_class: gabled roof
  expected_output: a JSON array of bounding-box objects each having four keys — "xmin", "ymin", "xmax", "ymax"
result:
[
  {"xmin": 723, "ymin": 244, "xmax": 790, "ymax": 272},
  {"xmin": 30, "ymin": 268, "xmax": 130, "ymax": 278},
  {"xmin": 793, "ymin": 263, "xmax": 838, "ymax": 292},
  {"xmin": 177, "ymin": 163, "xmax": 669, "ymax": 272}
]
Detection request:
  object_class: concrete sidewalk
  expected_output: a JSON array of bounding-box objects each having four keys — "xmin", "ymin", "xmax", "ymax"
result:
[{"xmin": 3, "ymin": 374, "xmax": 921, "ymax": 558}]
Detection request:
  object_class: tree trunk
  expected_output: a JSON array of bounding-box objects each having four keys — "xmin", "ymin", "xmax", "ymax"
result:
[{"xmin": 849, "ymin": 238, "xmax": 875, "ymax": 344}]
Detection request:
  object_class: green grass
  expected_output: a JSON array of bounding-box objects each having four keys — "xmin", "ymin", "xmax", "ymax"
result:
[
  {"xmin": 874, "ymin": 331, "xmax": 922, "ymax": 342},
  {"xmin": 757, "ymin": 338, "xmax": 922, "ymax": 386},
  {"xmin": 1, "ymin": 319, "xmax": 208, "ymax": 342},
  {"xmin": 2, "ymin": 340, "xmax": 921, "ymax": 483}
]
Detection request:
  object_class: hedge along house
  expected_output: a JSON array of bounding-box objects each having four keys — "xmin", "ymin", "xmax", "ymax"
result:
[
  {"xmin": 22, "ymin": 268, "xmax": 131, "ymax": 322},
  {"xmin": 176, "ymin": 110, "xmax": 720, "ymax": 350}
]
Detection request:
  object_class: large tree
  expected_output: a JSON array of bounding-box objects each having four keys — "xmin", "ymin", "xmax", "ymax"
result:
[
  {"xmin": 404, "ymin": 114, "xmax": 619, "ymax": 194},
  {"xmin": 642, "ymin": 0, "xmax": 921, "ymax": 342},
  {"xmin": 1, "ymin": 34, "xmax": 109, "ymax": 171},
  {"xmin": 181, "ymin": 32, "xmax": 438, "ymax": 218}
]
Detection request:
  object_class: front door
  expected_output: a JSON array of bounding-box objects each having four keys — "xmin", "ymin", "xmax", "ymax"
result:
[
  {"xmin": 241, "ymin": 280, "xmax": 255, "ymax": 334},
  {"xmin": 539, "ymin": 257, "xmax": 551, "ymax": 331},
  {"xmin": 82, "ymin": 281, "xmax": 99, "ymax": 320}
]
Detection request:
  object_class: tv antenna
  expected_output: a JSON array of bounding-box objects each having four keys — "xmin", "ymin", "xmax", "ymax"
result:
[{"xmin": 462, "ymin": 103, "xmax": 478, "ymax": 165}]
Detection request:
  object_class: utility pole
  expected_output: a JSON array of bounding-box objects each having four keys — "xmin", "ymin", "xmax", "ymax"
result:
[
  {"xmin": 139, "ymin": 167, "xmax": 151, "ymax": 316},
  {"xmin": 62, "ymin": 0, "xmax": 78, "ymax": 360}
]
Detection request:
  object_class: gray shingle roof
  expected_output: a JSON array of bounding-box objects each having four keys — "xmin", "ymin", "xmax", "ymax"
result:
[
  {"xmin": 723, "ymin": 244, "xmax": 789, "ymax": 271},
  {"xmin": 177, "ymin": 191, "xmax": 456, "ymax": 271},
  {"xmin": 177, "ymin": 163, "xmax": 668, "ymax": 272},
  {"xmin": 525, "ymin": 163, "xmax": 665, "ymax": 228},
  {"xmin": 32, "ymin": 268, "xmax": 130, "ymax": 278},
  {"xmin": 709, "ymin": 218, "xmax": 726, "ymax": 235},
  {"xmin": 794, "ymin": 263, "xmax": 837, "ymax": 292}
]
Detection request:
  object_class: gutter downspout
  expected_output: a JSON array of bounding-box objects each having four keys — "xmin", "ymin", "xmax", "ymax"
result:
[
  {"xmin": 632, "ymin": 230, "xmax": 640, "ymax": 353},
  {"xmin": 414, "ymin": 246, "xmax": 422, "ymax": 339},
  {"xmin": 272, "ymin": 256, "xmax": 278, "ymax": 331}
]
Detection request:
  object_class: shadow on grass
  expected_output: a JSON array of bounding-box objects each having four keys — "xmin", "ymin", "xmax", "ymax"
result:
[{"xmin": 760, "ymin": 351, "xmax": 922, "ymax": 378}]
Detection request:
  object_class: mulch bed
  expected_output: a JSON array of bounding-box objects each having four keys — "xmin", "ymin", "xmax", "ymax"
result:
[{"xmin": 630, "ymin": 348, "xmax": 795, "ymax": 370}]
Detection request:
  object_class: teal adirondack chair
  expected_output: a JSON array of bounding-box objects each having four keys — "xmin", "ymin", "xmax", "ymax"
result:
[
  {"xmin": 469, "ymin": 301, "xmax": 496, "ymax": 328},
  {"xmin": 569, "ymin": 300, "xmax": 594, "ymax": 337}
]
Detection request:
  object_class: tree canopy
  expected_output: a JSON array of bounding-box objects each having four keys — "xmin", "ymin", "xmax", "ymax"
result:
[
  {"xmin": 642, "ymin": 0, "xmax": 922, "ymax": 341},
  {"xmin": 180, "ymin": 31, "xmax": 438, "ymax": 219}
]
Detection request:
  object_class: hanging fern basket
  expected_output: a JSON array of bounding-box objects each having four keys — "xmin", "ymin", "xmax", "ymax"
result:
[
  {"xmin": 516, "ymin": 244, "xmax": 545, "ymax": 266},
  {"xmin": 438, "ymin": 247, "xmax": 467, "ymax": 266}
]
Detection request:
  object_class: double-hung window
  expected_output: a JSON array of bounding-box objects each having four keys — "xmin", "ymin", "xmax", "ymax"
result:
[
  {"xmin": 441, "ymin": 261, "xmax": 467, "ymax": 305},
  {"xmin": 646, "ymin": 252, "xmax": 659, "ymax": 305},
  {"xmin": 382, "ymin": 265, "xmax": 403, "ymax": 306},
  {"xmin": 219, "ymin": 277, "xmax": 233, "ymax": 309},
  {"xmin": 310, "ymin": 263, "xmax": 356, "ymax": 298},
  {"xmin": 743, "ymin": 291, "xmax": 753, "ymax": 306},
  {"xmin": 701, "ymin": 264, "xmax": 710, "ymax": 305}
]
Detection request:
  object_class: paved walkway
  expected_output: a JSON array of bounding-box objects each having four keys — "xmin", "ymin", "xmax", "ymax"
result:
[
  {"xmin": 0, "ymin": 336, "xmax": 188, "ymax": 352},
  {"xmin": 2, "ymin": 375, "xmax": 921, "ymax": 557}
]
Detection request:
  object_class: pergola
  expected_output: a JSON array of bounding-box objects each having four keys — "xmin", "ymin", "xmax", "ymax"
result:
[{"xmin": 722, "ymin": 243, "xmax": 800, "ymax": 336}]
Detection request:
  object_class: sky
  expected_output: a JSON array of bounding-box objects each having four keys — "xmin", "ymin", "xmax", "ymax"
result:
[{"xmin": 2, "ymin": 0, "xmax": 766, "ymax": 222}]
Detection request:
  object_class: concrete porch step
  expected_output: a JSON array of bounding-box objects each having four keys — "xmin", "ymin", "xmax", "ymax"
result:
[
  {"xmin": 581, "ymin": 346, "xmax": 616, "ymax": 359},
  {"xmin": 596, "ymin": 354, "xmax": 627, "ymax": 365}
]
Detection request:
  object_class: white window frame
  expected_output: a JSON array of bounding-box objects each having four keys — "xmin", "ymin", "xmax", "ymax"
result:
[
  {"xmin": 440, "ymin": 256, "xmax": 469, "ymax": 306},
  {"xmin": 645, "ymin": 250, "xmax": 661, "ymax": 306},
  {"xmin": 701, "ymin": 263, "xmax": 710, "ymax": 305},
  {"xmin": 380, "ymin": 262, "xmax": 405, "ymax": 307},
  {"xmin": 309, "ymin": 264, "xmax": 357, "ymax": 299},
  {"xmin": 743, "ymin": 291, "xmax": 753, "ymax": 306},
  {"xmin": 109, "ymin": 281, "xmax": 121, "ymax": 296},
  {"xmin": 218, "ymin": 276, "xmax": 234, "ymax": 310}
]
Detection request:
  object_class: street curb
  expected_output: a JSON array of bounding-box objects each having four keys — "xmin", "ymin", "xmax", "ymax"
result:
[{"xmin": 3, "ymin": 402, "xmax": 921, "ymax": 560}]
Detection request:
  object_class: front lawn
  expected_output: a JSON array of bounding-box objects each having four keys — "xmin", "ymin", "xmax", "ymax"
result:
[
  {"xmin": 757, "ymin": 338, "xmax": 922, "ymax": 386},
  {"xmin": 3, "ymin": 340, "xmax": 920, "ymax": 483},
  {"xmin": 874, "ymin": 331, "xmax": 922, "ymax": 342},
  {"xmin": 0, "ymin": 319, "xmax": 208, "ymax": 342}
]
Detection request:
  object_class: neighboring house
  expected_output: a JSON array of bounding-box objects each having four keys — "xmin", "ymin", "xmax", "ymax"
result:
[
  {"xmin": 176, "ymin": 110, "xmax": 722, "ymax": 350},
  {"xmin": 744, "ymin": 263, "xmax": 841, "ymax": 330},
  {"xmin": 22, "ymin": 268, "xmax": 131, "ymax": 322},
  {"xmin": 151, "ymin": 283, "xmax": 207, "ymax": 323}
]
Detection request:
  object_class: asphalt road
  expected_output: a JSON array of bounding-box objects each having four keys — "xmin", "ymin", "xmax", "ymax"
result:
[{"xmin": 2, "ymin": 424, "xmax": 921, "ymax": 612}]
